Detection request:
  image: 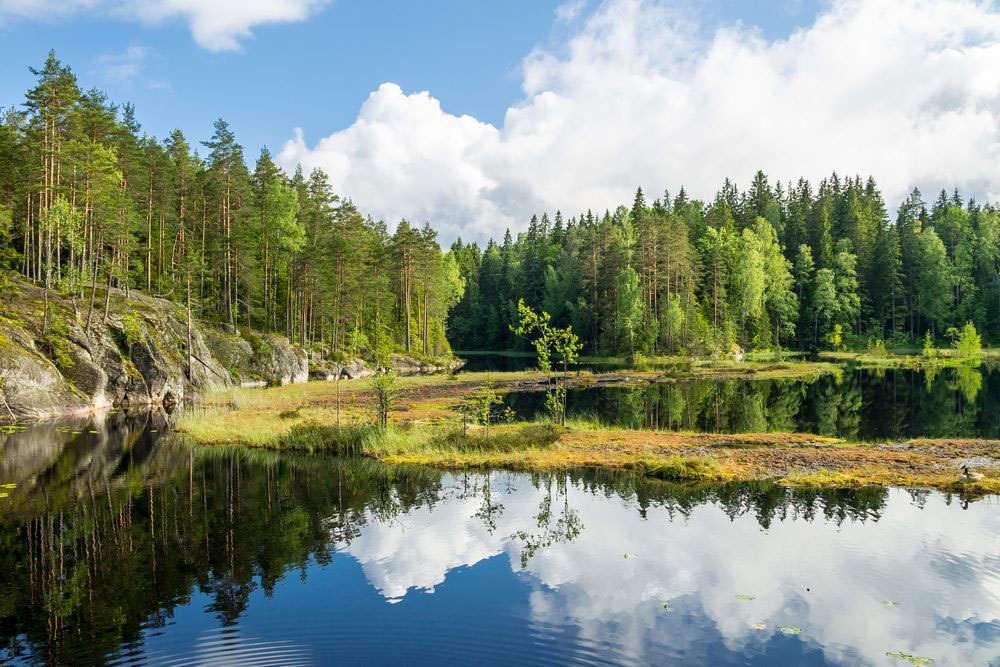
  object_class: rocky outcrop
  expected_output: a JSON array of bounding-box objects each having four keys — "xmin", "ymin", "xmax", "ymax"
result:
[
  {"xmin": 0, "ymin": 281, "xmax": 238, "ymax": 419},
  {"xmin": 389, "ymin": 354, "xmax": 464, "ymax": 376},
  {"xmin": 311, "ymin": 358, "xmax": 374, "ymax": 381},
  {"xmin": 310, "ymin": 355, "xmax": 464, "ymax": 381},
  {"xmin": 0, "ymin": 278, "xmax": 462, "ymax": 420}
]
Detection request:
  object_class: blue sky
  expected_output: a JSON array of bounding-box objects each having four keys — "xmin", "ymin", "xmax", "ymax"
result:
[
  {"xmin": 1, "ymin": 0, "xmax": 822, "ymax": 161},
  {"xmin": 2, "ymin": 0, "xmax": 997, "ymax": 243}
]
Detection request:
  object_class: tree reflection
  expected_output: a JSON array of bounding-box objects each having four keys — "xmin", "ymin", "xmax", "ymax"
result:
[{"xmin": 0, "ymin": 418, "xmax": 993, "ymax": 664}]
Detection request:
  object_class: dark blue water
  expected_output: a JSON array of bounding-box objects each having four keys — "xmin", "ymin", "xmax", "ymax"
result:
[
  {"xmin": 478, "ymin": 361, "xmax": 1000, "ymax": 440},
  {"xmin": 1, "ymin": 414, "xmax": 997, "ymax": 665}
]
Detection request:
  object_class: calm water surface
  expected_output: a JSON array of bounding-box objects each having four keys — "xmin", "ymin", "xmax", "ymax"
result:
[
  {"xmin": 459, "ymin": 354, "xmax": 1000, "ymax": 440},
  {"xmin": 1, "ymin": 412, "xmax": 998, "ymax": 665}
]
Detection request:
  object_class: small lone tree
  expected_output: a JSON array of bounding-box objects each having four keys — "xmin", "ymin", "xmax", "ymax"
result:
[
  {"xmin": 923, "ymin": 330, "xmax": 935, "ymax": 357},
  {"xmin": 956, "ymin": 321, "xmax": 982, "ymax": 359},
  {"xmin": 510, "ymin": 299, "xmax": 582, "ymax": 426},
  {"xmin": 470, "ymin": 378, "xmax": 504, "ymax": 438},
  {"xmin": 370, "ymin": 370, "xmax": 399, "ymax": 429},
  {"xmin": 370, "ymin": 338, "xmax": 399, "ymax": 429}
]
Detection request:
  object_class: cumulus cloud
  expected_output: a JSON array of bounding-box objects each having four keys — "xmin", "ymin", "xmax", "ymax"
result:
[
  {"xmin": 342, "ymin": 472, "xmax": 1000, "ymax": 665},
  {"xmin": 0, "ymin": 0, "xmax": 329, "ymax": 50},
  {"xmin": 279, "ymin": 0, "xmax": 1000, "ymax": 243}
]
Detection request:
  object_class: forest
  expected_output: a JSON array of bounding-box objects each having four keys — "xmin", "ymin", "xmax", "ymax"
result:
[
  {"xmin": 449, "ymin": 178, "xmax": 1000, "ymax": 356},
  {"xmin": 0, "ymin": 52, "xmax": 464, "ymax": 362},
  {"xmin": 2, "ymin": 51, "xmax": 998, "ymax": 361}
]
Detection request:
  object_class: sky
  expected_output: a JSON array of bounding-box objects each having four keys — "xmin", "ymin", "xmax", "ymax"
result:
[{"xmin": 2, "ymin": 0, "xmax": 999, "ymax": 243}]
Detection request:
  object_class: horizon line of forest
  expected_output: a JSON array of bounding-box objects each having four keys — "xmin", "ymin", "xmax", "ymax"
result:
[{"xmin": 2, "ymin": 51, "xmax": 998, "ymax": 362}]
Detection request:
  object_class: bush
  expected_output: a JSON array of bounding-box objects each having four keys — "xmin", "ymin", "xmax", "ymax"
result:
[
  {"xmin": 867, "ymin": 338, "xmax": 888, "ymax": 356},
  {"xmin": 120, "ymin": 311, "xmax": 144, "ymax": 349}
]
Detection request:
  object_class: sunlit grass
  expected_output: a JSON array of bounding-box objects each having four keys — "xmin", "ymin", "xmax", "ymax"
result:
[{"xmin": 174, "ymin": 369, "xmax": 1000, "ymax": 494}]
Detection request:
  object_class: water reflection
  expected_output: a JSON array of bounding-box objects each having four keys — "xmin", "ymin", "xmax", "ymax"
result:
[
  {"xmin": 502, "ymin": 365, "xmax": 1000, "ymax": 440},
  {"xmin": 0, "ymin": 422, "xmax": 998, "ymax": 665}
]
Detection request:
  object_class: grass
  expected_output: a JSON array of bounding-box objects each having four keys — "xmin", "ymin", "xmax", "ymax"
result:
[
  {"xmin": 173, "ymin": 369, "xmax": 1000, "ymax": 495},
  {"xmin": 820, "ymin": 348, "xmax": 996, "ymax": 369}
]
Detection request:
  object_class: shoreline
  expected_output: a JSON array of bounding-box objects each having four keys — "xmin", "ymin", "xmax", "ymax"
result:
[{"xmin": 173, "ymin": 371, "xmax": 1000, "ymax": 496}]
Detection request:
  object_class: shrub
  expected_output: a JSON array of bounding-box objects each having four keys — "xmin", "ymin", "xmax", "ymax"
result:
[
  {"xmin": 867, "ymin": 338, "xmax": 888, "ymax": 356},
  {"xmin": 956, "ymin": 321, "xmax": 982, "ymax": 359},
  {"xmin": 922, "ymin": 331, "xmax": 935, "ymax": 357},
  {"xmin": 120, "ymin": 311, "xmax": 144, "ymax": 349}
]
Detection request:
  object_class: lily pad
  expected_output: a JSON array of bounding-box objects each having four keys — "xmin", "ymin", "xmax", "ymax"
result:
[
  {"xmin": 751, "ymin": 623, "xmax": 766, "ymax": 630},
  {"xmin": 881, "ymin": 600, "xmax": 900, "ymax": 607},
  {"xmin": 0, "ymin": 493, "xmax": 8, "ymax": 498},
  {"xmin": 735, "ymin": 595, "xmax": 755, "ymax": 601},
  {"xmin": 779, "ymin": 626, "xmax": 802, "ymax": 635},
  {"xmin": 886, "ymin": 651, "xmax": 935, "ymax": 665},
  {"xmin": 3, "ymin": 484, "xmax": 16, "ymax": 488}
]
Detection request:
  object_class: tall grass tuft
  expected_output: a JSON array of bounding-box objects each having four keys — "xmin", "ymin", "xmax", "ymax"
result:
[
  {"xmin": 634, "ymin": 456, "xmax": 722, "ymax": 482},
  {"xmin": 278, "ymin": 421, "xmax": 382, "ymax": 455},
  {"xmin": 431, "ymin": 424, "xmax": 561, "ymax": 453}
]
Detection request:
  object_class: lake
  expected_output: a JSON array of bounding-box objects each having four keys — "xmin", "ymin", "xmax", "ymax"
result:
[
  {"xmin": 0, "ymin": 411, "xmax": 998, "ymax": 665},
  {"xmin": 459, "ymin": 353, "xmax": 1000, "ymax": 440}
]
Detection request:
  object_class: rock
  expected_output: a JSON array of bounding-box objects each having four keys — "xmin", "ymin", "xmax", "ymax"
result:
[
  {"xmin": 311, "ymin": 358, "xmax": 375, "ymax": 381},
  {"xmin": 0, "ymin": 331, "xmax": 89, "ymax": 419},
  {"xmin": 389, "ymin": 354, "xmax": 463, "ymax": 376},
  {"xmin": 336, "ymin": 359, "xmax": 375, "ymax": 379},
  {"xmin": 0, "ymin": 277, "xmax": 459, "ymax": 421}
]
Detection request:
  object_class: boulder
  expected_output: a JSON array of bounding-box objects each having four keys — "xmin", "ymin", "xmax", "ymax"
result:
[
  {"xmin": 389, "ymin": 354, "xmax": 464, "ymax": 376},
  {"xmin": 0, "ymin": 329, "xmax": 89, "ymax": 419},
  {"xmin": 245, "ymin": 334, "xmax": 308, "ymax": 385}
]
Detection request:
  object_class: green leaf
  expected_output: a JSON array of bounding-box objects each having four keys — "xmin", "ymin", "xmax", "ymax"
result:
[
  {"xmin": 735, "ymin": 595, "xmax": 755, "ymax": 601},
  {"xmin": 779, "ymin": 626, "xmax": 801, "ymax": 635}
]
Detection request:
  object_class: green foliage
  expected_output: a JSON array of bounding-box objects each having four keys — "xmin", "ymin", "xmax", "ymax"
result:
[
  {"xmin": 511, "ymin": 299, "xmax": 582, "ymax": 425},
  {"xmin": 955, "ymin": 321, "xmax": 981, "ymax": 358},
  {"xmin": 370, "ymin": 370, "xmax": 400, "ymax": 429},
  {"xmin": 867, "ymin": 338, "xmax": 888, "ymax": 356},
  {"xmin": 433, "ymin": 423, "xmax": 560, "ymax": 453},
  {"xmin": 923, "ymin": 331, "xmax": 935, "ymax": 357},
  {"xmin": 120, "ymin": 311, "xmax": 144, "ymax": 349},
  {"xmin": 469, "ymin": 378, "xmax": 504, "ymax": 437},
  {"xmin": 278, "ymin": 421, "xmax": 380, "ymax": 454},
  {"xmin": 39, "ymin": 312, "xmax": 74, "ymax": 371},
  {"xmin": 828, "ymin": 323, "xmax": 843, "ymax": 351},
  {"xmin": 2, "ymin": 51, "xmax": 999, "ymax": 368}
]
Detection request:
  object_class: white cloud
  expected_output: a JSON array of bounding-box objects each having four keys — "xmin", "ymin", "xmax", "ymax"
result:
[
  {"xmin": 555, "ymin": 0, "xmax": 586, "ymax": 23},
  {"xmin": 340, "ymin": 472, "xmax": 1000, "ymax": 665},
  {"xmin": 280, "ymin": 0, "xmax": 1000, "ymax": 243},
  {"xmin": 92, "ymin": 45, "xmax": 150, "ymax": 84},
  {"xmin": 0, "ymin": 0, "xmax": 330, "ymax": 51}
]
